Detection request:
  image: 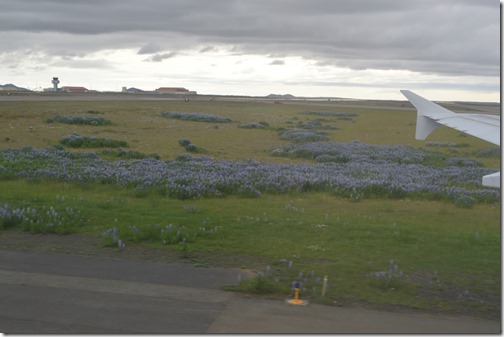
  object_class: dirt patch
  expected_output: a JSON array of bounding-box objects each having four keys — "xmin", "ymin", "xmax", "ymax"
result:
[{"xmin": 0, "ymin": 229, "xmax": 267, "ymax": 268}]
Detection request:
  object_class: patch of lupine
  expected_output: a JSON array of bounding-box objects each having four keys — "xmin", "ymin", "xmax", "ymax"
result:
[
  {"xmin": 0, "ymin": 202, "xmax": 27, "ymax": 229},
  {"xmin": 445, "ymin": 157, "xmax": 483, "ymax": 168},
  {"xmin": 278, "ymin": 129, "xmax": 330, "ymax": 143},
  {"xmin": 0, "ymin": 201, "xmax": 85, "ymax": 234},
  {"xmin": 426, "ymin": 142, "xmax": 470, "ymax": 148},
  {"xmin": 0, "ymin": 146, "xmax": 499, "ymax": 205},
  {"xmin": 238, "ymin": 121, "xmax": 270, "ymax": 129},
  {"xmin": 47, "ymin": 115, "xmax": 111, "ymax": 126},
  {"xmin": 160, "ymin": 111, "xmax": 232, "ymax": 123},
  {"xmin": 270, "ymin": 140, "xmax": 447, "ymax": 165},
  {"xmin": 474, "ymin": 147, "xmax": 501, "ymax": 158},
  {"xmin": 301, "ymin": 111, "xmax": 358, "ymax": 118},
  {"xmin": 368, "ymin": 259, "xmax": 405, "ymax": 289},
  {"xmin": 178, "ymin": 138, "xmax": 204, "ymax": 153},
  {"xmin": 60, "ymin": 133, "xmax": 128, "ymax": 148},
  {"xmin": 101, "ymin": 222, "xmax": 219, "ymax": 246},
  {"xmin": 102, "ymin": 148, "xmax": 160, "ymax": 160}
]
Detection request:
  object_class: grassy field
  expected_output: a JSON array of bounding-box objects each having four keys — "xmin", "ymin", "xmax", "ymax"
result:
[
  {"xmin": 0, "ymin": 97, "xmax": 500, "ymax": 318},
  {"xmin": 0, "ymin": 99, "xmax": 499, "ymax": 166}
]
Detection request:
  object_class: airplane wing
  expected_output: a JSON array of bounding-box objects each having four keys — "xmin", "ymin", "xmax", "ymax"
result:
[{"xmin": 401, "ymin": 90, "xmax": 500, "ymax": 188}]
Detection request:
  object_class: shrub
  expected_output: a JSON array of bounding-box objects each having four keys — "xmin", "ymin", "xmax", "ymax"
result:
[
  {"xmin": 301, "ymin": 111, "xmax": 357, "ymax": 118},
  {"xmin": 175, "ymin": 153, "xmax": 193, "ymax": 161},
  {"xmin": 453, "ymin": 195, "xmax": 475, "ymax": 209},
  {"xmin": 177, "ymin": 138, "xmax": 204, "ymax": 153},
  {"xmin": 47, "ymin": 115, "xmax": 111, "ymax": 125},
  {"xmin": 178, "ymin": 138, "xmax": 192, "ymax": 147},
  {"xmin": 185, "ymin": 144, "xmax": 199, "ymax": 153},
  {"xmin": 161, "ymin": 111, "xmax": 231, "ymax": 123},
  {"xmin": 475, "ymin": 147, "xmax": 501, "ymax": 158},
  {"xmin": 60, "ymin": 133, "xmax": 128, "ymax": 148},
  {"xmin": 295, "ymin": 120, "xmax": 338, "ymax": 130},
  {"xmin": 279, "ymin": 129, "xmax": 329, "ymax": 143},
  {"xmin": 102, "ymin": 148, "xmax": 160, "ymax": 160},
  {"xmin": 238, "ymin": 121, "xmax": 270, "ymax": 129}
]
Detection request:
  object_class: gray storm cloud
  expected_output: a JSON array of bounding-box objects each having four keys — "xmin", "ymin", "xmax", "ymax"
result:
[{"xmin": 0, "ymin": 0, "xmax": 499, "ymax": 77}]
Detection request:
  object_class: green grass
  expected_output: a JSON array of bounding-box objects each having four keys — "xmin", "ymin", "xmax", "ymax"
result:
[
  {"xmin": 0, "ymin": 178, "xmax": 499, "ymax": 315},
  {"xmin": 0, "ymin": 98, "xmax": 500, "ymax": 317},
  {"xmin": 0, "ymin": 99, "xmax": 499, "ymax": 167}
]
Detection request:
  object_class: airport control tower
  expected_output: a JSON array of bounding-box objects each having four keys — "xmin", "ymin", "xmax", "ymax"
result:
[{"xmin": 52, "ymin": 77, "xmax": 59, "ymax": 91}]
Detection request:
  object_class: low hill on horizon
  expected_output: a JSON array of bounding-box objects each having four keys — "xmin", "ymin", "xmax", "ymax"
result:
[
  {"xmin": 0, "ymin": 83, "xmax": 31, "ymax": 92},
  {"xmin": 265, "ymin": 93, "xmax": 296, "ymax": 99}
]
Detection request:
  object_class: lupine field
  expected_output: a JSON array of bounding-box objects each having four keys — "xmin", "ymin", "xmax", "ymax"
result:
[
  {"xmin": 0, "ymin": 144, "xmax": 498, "ymax": 204},
  {"xmin": 0, "ymin": 97, "xmax": 500, "ymax": 318}
]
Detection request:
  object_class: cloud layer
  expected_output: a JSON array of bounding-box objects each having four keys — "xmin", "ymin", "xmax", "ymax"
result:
[{"xmin": 0, "ymin": 0, "xmax": 499, "ymax": 99}]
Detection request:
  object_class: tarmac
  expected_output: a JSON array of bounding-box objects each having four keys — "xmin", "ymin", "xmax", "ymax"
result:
[{"xmin": 0, "ymin": 249, "xmax": 500, "ymax": 334}]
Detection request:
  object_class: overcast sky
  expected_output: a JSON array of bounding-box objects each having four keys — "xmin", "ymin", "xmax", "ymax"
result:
[{"xmin": 0, "ymin": 0, "xmax": 500, "ymax": 101}]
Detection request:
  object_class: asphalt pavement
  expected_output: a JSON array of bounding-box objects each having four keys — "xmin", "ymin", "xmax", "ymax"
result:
[{"xmin": 0, "ymin": 249, "xmax": 500, "ymax": 333}]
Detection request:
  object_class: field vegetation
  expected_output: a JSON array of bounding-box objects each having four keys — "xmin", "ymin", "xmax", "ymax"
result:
[
  {"xmin": 59, "ymin": 133, "xmax": 128, "ymax": 148},
  {"xmin": 47, "ymin": 114, "xmax": 112, "ymax": 126},
  {"xmin": 0, "ymin": 98, "xmax": 500, "ymax": 318}
]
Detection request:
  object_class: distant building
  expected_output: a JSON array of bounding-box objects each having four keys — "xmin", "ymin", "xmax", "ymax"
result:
[
  {"xmin": 60, "ymin": 86, "xmax": 89, "ymax": 93},
  {"xmin": 52, "ymin": 77, "xmax": 59, "ymax": 91},
  {"xmin": 155, "ymin": 87, "xmax": 196, "ymax": 95}
]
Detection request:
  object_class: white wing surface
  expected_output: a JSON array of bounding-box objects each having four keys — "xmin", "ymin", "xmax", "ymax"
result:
[
  {"xmin": 401, "ymin": 90, "xmax": 500, "ymax": 188},
  {"xmin": 401, "ymin": 90, "xmax": 500, "ymax": 145}
]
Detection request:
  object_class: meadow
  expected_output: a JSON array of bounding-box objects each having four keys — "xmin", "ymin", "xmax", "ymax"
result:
[{"xmin": 0, "ymin": 96, "xmax": 500, "ymax": 318}]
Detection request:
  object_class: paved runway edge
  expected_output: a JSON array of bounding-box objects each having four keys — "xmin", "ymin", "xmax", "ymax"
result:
[
  {"xmin": 0, "ymin": 269, "xmax": 233, "ymax": 303},
  {"xmin": 207, "ymin": 296, "xmax": 501, "ymax": 333},
  {"xmin": 0, "ymin": 250, "xmax": 500, "ymax": 334}
]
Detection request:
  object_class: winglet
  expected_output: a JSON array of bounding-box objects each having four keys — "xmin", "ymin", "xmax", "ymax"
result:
[
  {"xmin": 400, "ymin": 90, "xmax": 455, "ymax": 140},
  {"xmin": 401, "ymin": 90, "xmax": 501, "ymax": 189},
  {"xmin": 482, "ymin": 172, "xmax": 500, "ymax": 188}
]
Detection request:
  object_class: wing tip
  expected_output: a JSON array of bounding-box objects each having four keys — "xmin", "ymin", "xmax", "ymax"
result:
[{"xmin": 482, "ymin": 172, "xmax": 500, "ymax": 188}]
